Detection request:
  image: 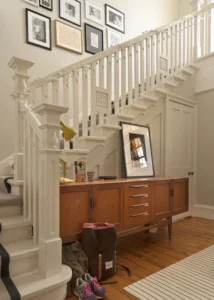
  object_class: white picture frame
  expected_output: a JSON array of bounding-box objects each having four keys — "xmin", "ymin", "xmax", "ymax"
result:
[
  {"xmin": 25, "ymin": 0, "xmax": 39, "ymax": 7},
  {"xmin": 107, "ymin": 28, "xmax": 122, "ymax": 48},
  {"xmin": 121, "ymin": 122, "xmax": 155, "ymax": 178},
  {"xmin": 59, "ymin": 0, "xmax": 81, "ymax": 27},
  {"xmin": 85, "ymin": 0, "xmax": 104, "ymax": 26}
]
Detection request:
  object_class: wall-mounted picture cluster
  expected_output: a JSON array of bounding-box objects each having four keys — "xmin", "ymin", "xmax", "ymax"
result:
[{"xmin": 25, "ymin": 0, "xmax": 125, "ymax": 54}]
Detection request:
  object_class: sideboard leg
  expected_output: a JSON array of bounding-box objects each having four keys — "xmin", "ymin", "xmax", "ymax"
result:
[{"xmin": 168, "ymin": 217, "xmax": 172, "ymax": 239}]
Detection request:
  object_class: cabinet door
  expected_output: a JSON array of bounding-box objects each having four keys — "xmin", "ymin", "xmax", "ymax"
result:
[
  {"xmin": 60, "ymin": 186, "xmax": 92, "ymax": 243},
  {"xmin": 92, "ymin": 184, "xmax": 123, "ymax": 231},
  {"xmin": 172, "ymin": 179, "xmax": 188, "ymax": 215},
  {"xmin": 153, "ymin": 180, "xmax": 172, "ymax": 220}
]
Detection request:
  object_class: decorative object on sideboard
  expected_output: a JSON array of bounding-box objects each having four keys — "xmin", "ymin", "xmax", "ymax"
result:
[
  {"xmin": 105, "ymin": 4, "xmax": 125, "ymax": 34},
  {"xmin": 60, "ymin": 158, "xmax": 68, "ymax": 178},
  {"xmin": 39, "ymin": 0, "xmax": 53, "ymax": 11},
  {"xmin": 85, "ymin": 23, "xmax": 104, "ymax": 54},
  {"xmin": 60, "ymin": 120, "xmax": 77, "ymax": 141},
  {"xmin": 59, "ymin": 0, "xmax": 81, "ymax": 27},
  {"xmin": 85, "ymin": 0, "xmax": 104, "ymax": 26},
  {"xmin": 120, "ymin": 122, "xmax": 155, "ymax": 178},
  {"xmin": 25, "ymin": 0, "xmax": 39, "ymax": 7},
  {"xmin": 25, "ymin": 8, "xmax": 52, "ymax": 50},
  {"xmin": 55, "ymin": 20, "xmax": 83, "ymax": 54},
  {"xmin": 87, "ymin": 171, "xmax": 95, "ymax": 181},
  {"xmin": 107, "ymin": 28, "xmax": 122, "ymax": 48},
  {"xmin": 75, "ymin": 160, "xmax": 87, "ymax": 182}
]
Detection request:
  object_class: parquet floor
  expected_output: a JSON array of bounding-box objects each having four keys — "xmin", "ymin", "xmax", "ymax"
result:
[{"xmin": 67, "ymin": 218, "xmax": 214, "ymax": 300}]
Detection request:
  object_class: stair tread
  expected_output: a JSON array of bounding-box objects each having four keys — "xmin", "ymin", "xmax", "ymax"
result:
[
  {"xmin": 165, "ymin": 81, "xmax": 178, "ymax": 87},
  {"xmin": 141, "ymin": 95, "xmax": 159, "ymax": 102},
  {"xmin": 4, "ymin": 239, "xmax": 38, "ymax": 258},
  {"xmin": 63, "ymin": 149, "xmax": 90, "ymax": 154},
  {"xmin": 182, "ymin": 67, "xmax": 194, "ymax": 75},
  {"xmin": 0, "ymin": 190, "xmax": 22, "ymax": 207},
  {"xmin": 129, "ymin": 104, "xmax": 147, "ymax": 110},
  {"xmin": 112, "ymin": 113, "xmax": 134, "ymax": 119},
  {"xmin": 97, "ymin": 124, "xmax": 121, "ymax": 130},
  {"xmin": 13, "ymin": 265, "xmax": 72, "ymax": 299},
  {"xmin": 174, "ymin": 74, "xmax": 186, "ymax": 81},
  {"xmin": 1, "ymin": 216, "xmax": 32, "ymax": 229},
  {"xmin": 78, "ymin": 136, "xmax": 107, "ymax": 141}
]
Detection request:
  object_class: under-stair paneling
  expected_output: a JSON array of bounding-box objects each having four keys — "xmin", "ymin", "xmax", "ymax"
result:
[{"xmin": 135, "ymin": 99, "xmax": 165, "ymax": 177}]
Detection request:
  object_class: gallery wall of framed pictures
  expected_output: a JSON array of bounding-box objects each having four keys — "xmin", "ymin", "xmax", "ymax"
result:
[{"xmin": 24, "ymin": 0, "xmax": 126, "ymax": 54}]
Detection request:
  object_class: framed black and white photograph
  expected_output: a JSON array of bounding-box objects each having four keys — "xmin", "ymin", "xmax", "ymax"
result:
[
  {"xmin": 59, "ymin": 0, "xmax": 81, "ymax": 27},
  {"xmin": 85, "ymin": 23, "xmax": 103, "ymax": 54},
  {"xmin": 55, "ymin": 20, "xmax": 83, "ymax": 54},
  {"xmin": 120, "ymin": 122, "xmax": 155, "ymax": 178},
  {"xmin": 39, "ymin": 0, "xmax": 53, "ymax": 11},
  {"xmin": 26, "ymin": 9, "xmax": 52, "ymax": 50},
  {"xmin": 85, "ymin": 0, "xmax": 104, "ymax": 26},
  {"xmin": 105, "ymin": 4, "xmax": 125, "ymax": 34},
  {"xmin": 107, "ymin": 28, "xmax": 122, "ymax": 48},
  {"xmin": 25, "ymin": 0, "xmax": 39, "ymax": 7}
]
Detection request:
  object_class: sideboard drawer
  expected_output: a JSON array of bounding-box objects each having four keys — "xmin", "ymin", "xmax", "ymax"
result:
[
  {"xmin": 124, "ymin": 208, "xmax": 151, "ymax": 229},
  {"xmin": 125, "ymin": 182, "xmax": 152, "ymax": 196}
]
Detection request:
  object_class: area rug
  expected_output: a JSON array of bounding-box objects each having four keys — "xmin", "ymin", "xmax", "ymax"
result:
[{"xmin": 124, "ymin": 245, "xmax": 214, "ymax": 300}]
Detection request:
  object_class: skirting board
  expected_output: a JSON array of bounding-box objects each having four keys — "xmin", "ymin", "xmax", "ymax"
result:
[
  {"xmin": 172, "ymin": 211, "xmax": 192, "ymax": 222},
  {"xmin": 192, "ymin": 204, "xmax": 214, "ymax": 220}
]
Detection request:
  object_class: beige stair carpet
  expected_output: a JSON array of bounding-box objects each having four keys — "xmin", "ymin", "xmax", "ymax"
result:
[{"xmin": 124, "ymin": 245, "xmax": 214, "ymax": 300}]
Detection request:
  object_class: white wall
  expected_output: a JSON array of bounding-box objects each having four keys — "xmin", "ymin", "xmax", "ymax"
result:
[
  {"xmin": 0, "ymin": 0, "xmax": 182, "ymax": 161},
  {"xmin": 179, "ymin": 0, "xmax": 193, "ymax": 16}
]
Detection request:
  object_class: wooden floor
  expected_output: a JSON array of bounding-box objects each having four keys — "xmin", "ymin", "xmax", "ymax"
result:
[{"xmin": 67, "ymin": 218, "xmax": 214, "ymax": 300}]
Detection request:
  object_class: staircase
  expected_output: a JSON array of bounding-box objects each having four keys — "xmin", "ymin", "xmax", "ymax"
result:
[{"xmin": 0, "ymin": 3, "xmax": 213, "ymax": 299}]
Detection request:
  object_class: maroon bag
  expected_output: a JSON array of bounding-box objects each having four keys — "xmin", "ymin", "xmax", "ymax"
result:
[{"xmin": 82, "ymin": 223, "xmax": 117, "ymax": 281}]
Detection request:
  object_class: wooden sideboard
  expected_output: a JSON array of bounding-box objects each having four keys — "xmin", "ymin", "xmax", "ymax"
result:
[{"xmin": 60, "ymin": 177, "xmax": 188, "ymax": 244}]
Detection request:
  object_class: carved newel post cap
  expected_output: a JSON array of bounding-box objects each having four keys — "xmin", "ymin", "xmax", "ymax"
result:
[{"xmin": 8, "ymin": 57, "xmax": 34, "ymax": 72}]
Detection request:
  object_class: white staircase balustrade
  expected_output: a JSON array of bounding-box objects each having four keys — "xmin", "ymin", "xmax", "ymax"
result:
[{"xmin": 4, "ymin": 3, "xmax": 214, "ymax": 298}]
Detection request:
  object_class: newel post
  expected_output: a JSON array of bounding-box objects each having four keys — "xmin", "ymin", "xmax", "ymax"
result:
[
  {"xmin": 33, "ymin": 103, "xmax": 68, "ymax": 278},
  {"xmin": 8, "ymin": 57, "xmax": 34, "ymax": 182}
]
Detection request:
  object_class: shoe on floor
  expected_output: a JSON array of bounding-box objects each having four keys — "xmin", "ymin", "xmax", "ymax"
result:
[
  {"xmin": 83, "ymin": 273, "xmax": 107, "ymax": 299},
  {"xmin": 74, "ymin": 278, "xmax": 97, "ymax": 300}
]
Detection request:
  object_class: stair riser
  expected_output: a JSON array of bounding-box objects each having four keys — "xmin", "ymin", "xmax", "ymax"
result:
[
  {"xmin": 93, "ymin": 128, "xmax": 120, "ymax": 138},
  {"xmin": 0, "ymin": 226, "xmax": 32, "ymax": 244},
  {"xmin": 74, "ymin": 140, "xmax": 105, "ymax": 150},
  {"xmin": 122, "ymin": 107, "xmax": 145, "ymax": 117},
  {"xmin": 21, "ymin": 284, "xmax": 67, "ymax": 300},
  {"xmin": 0, "ymin": 206, "xmax": 21, "ymax": 218},
  {"xmin": 110, "ymin": 117, "xmax": 133, "ymax": 126},
  {"xmin": 10, "ymin": 253, "xmax": 38, "ymax": 278}
]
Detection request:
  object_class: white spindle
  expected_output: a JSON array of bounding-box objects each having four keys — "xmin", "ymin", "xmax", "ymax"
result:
[
  {"xmin": 99, "ymin": 58, "xmax": 105, "ymax": 89},
  {"xmin": 121, "ymin": 48, "xmax": 127, "ymax": 108},
  {"xmin": 52, "ymin": 79, "xmax": 59, "ymax": 105},
  {"xmin": 114, "ymin": 51, "xmax": 120, "ymax": 113},
  {"xmin": 200, "ymin": 12, "xmax": 205, "ymax": 57},
  {"xmin": 42, "ymin": 83, "xmax": 48, "ymax": 104},
  {"xmin": 63, "ymin": 75, "xmax": 70, "ymax": 148},
  {"xmin": 23, "ymin": 117, "xmax": 28, "ymax": 218},
  {"xmin": 187, "ymin": 20, "xmax": 190, "ymax": 64},
  {"xmin": 82, "ymin": 66, "xmax": 89, "ymax": 136},
  {"xmin": 178, "ymin": 23, "xmax": 182, "ymax": 68},
  {"xmin": 90, "ymin": 62, "xmax": 97, "ymax": 132},
  {"xmin": 32, "ymin": 131, "xmax": 37, "ymax": 242},
  {"xmin": 183, "ymin": 21, "xmax": 186, "ymax": 66},
  {"xmin": 194, "ymin": 15, "xmax": 198, "ymax": 59},
  {"xmin": 30, "ymin": 86, "xmax": 37, "ymax": 106},
  {"xmin": 107, "ymin": 55, "xmax": 113, "ymax": 117},
  {"xmin": 134, "ymin": 43, "xmax": 139, "ymax": 103},
  {"xmin": 140, "ymin": 40, "xmax": 145, "ymax": 96},
  {"xmin": 73, "ymin": 69, "xmax": 79, "ymax": 136},
  {"xmin": 170, "ymin": 27, "xmax": 174, "ymax": 74},
  {"xmin": 128, "ymin": 45, "xmax": 133, "ymax": 104},
  {"xmin": 189, "ymin": 18, "xmax": 193, "ymax": 62},
  {"xmin": 150, "ymin": 36, "xmax": 155, "ymax": 89},
  {"xmin": 161, "ymin": 32, "xmax": 164, "ymax": 54},
  {"xmin": 174, "ymin": 25, "xmax": 178, "ymax": 71},
  {"xmin": 27, "ymin": 125, "xmax": 32, "ymax": 220},
  {"xmin": 146, "ymin": 38, "xmax": 151, "ymax": 92},
  {"xmin": 207, "ymin": 9, "xmax": 211, "ymax": 54},
  {"xmin": 156, "ymin": 33, "xmax": 160, "ymax": 85}
]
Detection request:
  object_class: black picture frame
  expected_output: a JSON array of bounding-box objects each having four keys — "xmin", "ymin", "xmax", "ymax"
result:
[
  {"xmin": 26, "ymin": 8, "xmax": 52, "ymax": 51},
  {"xmin": 59, "ymin": 0, "xmax": 81, "ymax": 27},
  {"xmin": 120, "ymin": 122, "xmax": 155, "ymax": 178},
  {"xmin": 105, "ymin": 4, "xmax": 125, "ymax": 34},
  {"xmin": 85, "ymin": 23, "xmax": 104, "ymax": 55},
  {"xmin": 39, "ymin": 0, "xmax": 53, "ymax": 11}
]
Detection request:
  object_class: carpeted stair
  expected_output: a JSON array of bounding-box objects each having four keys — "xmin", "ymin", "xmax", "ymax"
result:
[{"xmin": 0, "ymin": 190, "xmax": 22, "ymax": 299}]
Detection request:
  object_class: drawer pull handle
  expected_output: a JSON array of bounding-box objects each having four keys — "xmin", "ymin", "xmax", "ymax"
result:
[
  {"xmin": 129, "ymin": 212, "xmax": 149, "ymax": 219},
  {"xmin": 130, "ymin": 194, "xmax": 149, "ymax": 199},
  {"xmin": 130, "ymin": 203, "xmax": 149, "ymax": 209},
  {"xmin": 130, "ymin": 185, "xmax": 149, "ymax": 189}
]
